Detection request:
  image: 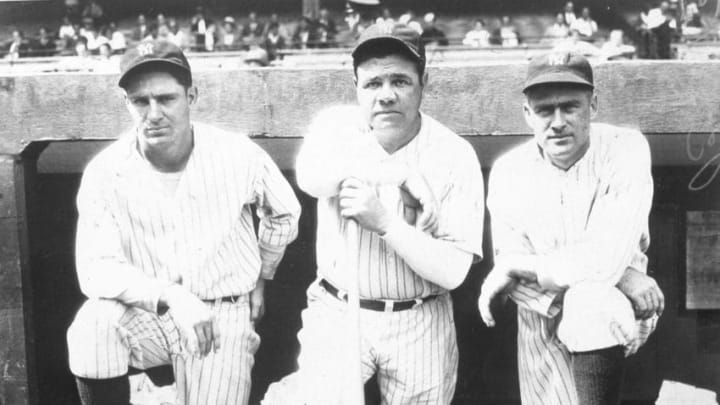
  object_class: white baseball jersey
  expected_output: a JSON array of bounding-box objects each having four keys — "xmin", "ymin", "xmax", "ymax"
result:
[
  {"xmin": 296, "ymin": 106, "xmax": 485, "ymax": 300},
  {"xmin": 487, "ymin": 123, "xmax": 657, "ymax": 405},
  {"xmin": 68, "ymin": 122, "xmax": 301, "ymax": 405},
  {"xmin": 284, "ymin": 106, "xmax": 484, "ymax": 404}
]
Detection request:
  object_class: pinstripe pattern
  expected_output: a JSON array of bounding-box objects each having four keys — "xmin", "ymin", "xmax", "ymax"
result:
[
  {"xmin": 487, "ymin": 123, "xmax": 656, "ymax": 405},
  {"xmin": 69, "ymin": 122, "xmax": 300, "ymax": 405},
  {"xmin": 292, "ymin": 281, "xmax": 458, "ymax": 405},
  {"xmin": 283, "ymin": 110, "xmax": 482, "ymax": 404},
  {"xmin": 74, "ymin": 122, "xmax": 300, "ymax": 309},
  {"xmin": 67, "ymin": 298, "xmax": 258, "ymax": 405},
  {"xmin": 308, "ymin": 112, "xmax": 484, "ymax": 300}
]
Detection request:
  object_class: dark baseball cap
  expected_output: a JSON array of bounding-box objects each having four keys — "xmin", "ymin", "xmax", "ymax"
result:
[
  {"xmin": 352, "ymin": 22, "xmax": 425, "ymax": 69},
  {"xmin": 523, "ymin": 51, "xmax": 594, "ymax": 93},
  {"xmin": 118, "ymin": 40, "xmax": 191, "ymax": 88}
]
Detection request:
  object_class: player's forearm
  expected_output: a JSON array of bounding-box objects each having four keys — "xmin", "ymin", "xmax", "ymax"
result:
[
  {"xmin": 258, "ymin": 243, "xmax": 288, "ymax": 279},
  {"xmin": 381, "ymin": 218, "xmax": 473, "ymax": 290}
]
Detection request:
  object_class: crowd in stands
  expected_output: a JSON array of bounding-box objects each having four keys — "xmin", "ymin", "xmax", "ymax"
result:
[{"xmin": 1, "ymin": 0, "xmax": 716, "ymax": 63}]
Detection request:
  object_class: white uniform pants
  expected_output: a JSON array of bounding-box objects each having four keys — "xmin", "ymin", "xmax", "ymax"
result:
[{"xmin": 66, "ymin": 296, "xmax": 259, "ymax": 405}]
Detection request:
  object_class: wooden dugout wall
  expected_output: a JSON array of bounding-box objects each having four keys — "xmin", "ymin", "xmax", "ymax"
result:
[{"xmin": 1, "ymin": 61, "xmax": 719, "ymax": 404}]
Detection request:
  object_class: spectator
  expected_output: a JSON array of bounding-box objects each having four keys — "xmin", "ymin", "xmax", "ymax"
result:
[
  {"xmin": 59, "ymin": 15, "xmax": 76, "ymax": 41},
  {"xmin": 317, "ymin": 8, "xmax": 337, "ymax": 41},
  {"xmin": 683, "ymin": 1, "xmax": 703, "ymax": 36},
  {"xmin": 166, "ymin": 18, "xmax": 187, "ymax": 49},
  {"xmin": 204, "ymin": 20, "xmax": 218, "ymax": 51},
  {"xmin": 82, "ymin": 1, "xmax": 104, "ymax": 26},
  {"xmin": 65, "ymin": 0, "xmax": 81, "ymax": 21},
  {"xmin": 375, "ymin": 7, "xmax": 394, "ymax": 24},
  {"xmin": 421, "ymin": 12, "xmax": 449, "ymax": 46},
  {"xmin": 242, "ymin": 11, "xmax": 265, "ymax": 40},
  {"xmin": 264, "ymin": 21, "xmax": 286, "ymax": 61},
  {"xmin": 218, "ymin": 16, "xmax": 242, "ymax": 51},
  {"xmin": 495, "ymin": 15, "xmax": 520, "ymax": 47},
  {"xmin": 244, "ymin": 44, "xmax": 269, "ymax": 67},
  {"xmin": 463, "ymin": 18, "xmax": 491, "ymax": 47},
  {"xmin": 601, "ymin": 29, "xmax": 636, "ymax": 59},
  {"xmin": 4, "ymin": 29, "xmax": 29, "ymax": 59},
  {"xmin": 85, "ymin": 25, "xmax": 109, "ymax": 53},
  {"xmin": 191, "ymin": 6, "xmax": 208, "ymax": 51},
  {"xmin": 74, "ymin": 35, "xmax": 90, "ymax": 57},
  {"xmin": 265, "ymin": 13, "xmax": 289, "ymax": 39},
  {"xmin": 563, "ymin": 1, "xmax": 577, "ymax": 26},
  {"xmin": 652, "ymin": 1, "xmax": 678, "ymax": 58},
  {"xmin": 545, "ymin": 12, "xmax": 570, "ymax": 44},
  {"xmin": 553, "ymin": 28, "xmax": 602, "ymax": 56},
  {"xmin": 292, "ymin": 16, "xmax": 317, "ymax": 49},
  {"xmin": 570, "ymin": 7, "xmax": 598, "ymax": 39},
  {"xmin": 156, "ymin": 13, "xmax": 170, "ymax": 39},
  {"xmin": 132, "ymin": 14, "xmax": 149, "ymax": 42},
  {"xmin": 78, "ymin": 17, "xmax": 96, "ymax": 41},
  {"xmin": 31, "ymin": 27, "xmax": 57, "ymax": 57},
  {"xmin": 108, "ymin": 22, "xmax": 126, "ymax": 53}
]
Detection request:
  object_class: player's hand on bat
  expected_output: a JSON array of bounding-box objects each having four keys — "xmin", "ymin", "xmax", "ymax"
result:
[
  {"xmin": 399, "ymin": 171, "xmax": 438, "ymax": 234},
  {"xmin": 477, "ymin": 263, "xmax": 517, "ymax": 328},
  {"xmin": 162, "ymin": 285, "xmax": 221, "ymax": 357},
  {"xmin": 338, "ymin": 177, "xmax": 393, "ymax": 234},
  {"xmin": 250, "ymin": 278, "xmax": 266, "ymax": 323},
  {"xmin": 616, "ymin": 267, "xmax": 664, "ymax": 320}
]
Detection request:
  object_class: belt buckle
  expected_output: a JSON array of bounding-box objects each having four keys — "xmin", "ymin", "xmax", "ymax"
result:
[
  {"xmin": 383, "ymin": 300, "xmax": 394, "ymax": 312},
  {"xmin": 411, "ymin": 298, "xmax": 423, "ymax": 310}
]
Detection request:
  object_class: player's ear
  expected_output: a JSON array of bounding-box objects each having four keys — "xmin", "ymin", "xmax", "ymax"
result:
[
  {"xmin": 352, "ymin": 75, "xmax": 358, "ymax": 87},
  {"xmin": 186, "ymin": 85, "xmax": 198, "ymax": 105},
  {"xmin": 522, "ymin": 99, "xmax": 533, "ymax": 127},
  {"xmin": 589, "ymin": 91, "xmax": 598, "ymax": 119},
  {"xmin": 421, "ymin": 71, "xmax": 429, "ymax": 87}
]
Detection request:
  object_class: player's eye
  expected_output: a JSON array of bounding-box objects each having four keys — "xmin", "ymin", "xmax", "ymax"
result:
[
  {"xmin": 364, "ymin": 81, "xmax": 381, "ymax": 89},
  {"xmin": 392, "ymin": 78, "xmax": 410, "ymax": 87}
]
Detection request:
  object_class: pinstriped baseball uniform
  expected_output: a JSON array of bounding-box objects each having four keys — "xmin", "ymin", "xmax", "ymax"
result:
[
  {"xmin": 287, "ymin": 107, "xmax": 484, "ymax": 404},
  {"xmin": 487, "ymin": 123, "xmax": 657, "ymax": 405},
  {"xmin": 67, "ymin": 122, "xmax": 300, "ymax": 405}
]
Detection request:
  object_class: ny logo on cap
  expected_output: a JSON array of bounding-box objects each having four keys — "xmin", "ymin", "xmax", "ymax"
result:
[
  {"xmin": 547, "ymin": 53, "xmax": 569, "ymax": 66},
  {"xmin": 137, "ymin": 43, "xmax": 155, "ymax": 56}
]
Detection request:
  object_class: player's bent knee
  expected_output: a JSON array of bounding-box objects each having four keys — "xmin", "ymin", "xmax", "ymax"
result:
[
  {"xmin": 558, "ymin": 283, "xmax": 636, "ymax": 353},
  {"xmin": 67, "ymin": 299, "xmax": 132, "ymax": 378}
]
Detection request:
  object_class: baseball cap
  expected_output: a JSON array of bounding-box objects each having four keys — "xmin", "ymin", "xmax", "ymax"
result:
[
  {"xmin": 523, "ymin": 51, "xmax": 594, "ymax": 93},
  {"xmin": 118, "ymin": 40, "xmax": 191, "ymax": 88},
  {"xmin": 351, "ymin": 22, "xmax": 425, "ymax": 69}
]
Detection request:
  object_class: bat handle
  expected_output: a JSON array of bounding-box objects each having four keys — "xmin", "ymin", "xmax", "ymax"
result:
[{"xmin": 344, "ymin": 219, "xmax": 365, "ymax": 405}]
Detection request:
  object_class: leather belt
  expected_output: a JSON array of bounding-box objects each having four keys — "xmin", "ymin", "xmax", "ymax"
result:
[
  {"xmin": 202, "ymin": 295, "xmax": 242, "ymax": 304},
  {"xmin": 320, "ymin": 279, "xmax": 437, "ymax": 312}
]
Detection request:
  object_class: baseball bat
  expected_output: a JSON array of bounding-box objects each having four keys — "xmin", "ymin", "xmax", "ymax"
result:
[{"xmin": 345, "ymin": 218, "xmax": 365, "ymax": 405}]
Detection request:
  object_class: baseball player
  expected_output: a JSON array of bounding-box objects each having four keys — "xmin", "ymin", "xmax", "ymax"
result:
[
  {"xmin": 264, "ymin": 22, "xmax": 485, "ymax": 404},
  {"xmin": 66, "ymin": 40, "xmax": 301, "ymax": 405},
  {"xmin": 478, "ymin": 51, "xmax": 664, "ymax": 405}
]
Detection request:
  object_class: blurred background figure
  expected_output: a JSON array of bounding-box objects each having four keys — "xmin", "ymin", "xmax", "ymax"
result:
[
  {"xmin": 601, "ymin": 29, "xmax": 636, "ymax": 59},
  {"xmin": 545, "ymin": 12, "xmax": 570, "ymax": 44},
  {"xmin": 191, "ymin": 6, "xmax": 208, "ymax": 51},
  {"xmin": 495, "ymin": 15, "xmax": 519, "ymax": 47},
  {"xmin": 244, "ymin": 44, "xmax": 269, "ymax": 66},
  {"xmin": 131, "ymin": 14, "xmax": 149, "ymax": 42},
  {"xmin": 31, "ymin": 26, "xmax": 57, "ymax": 57},
  {"xmin": 156, "ymin": 14, "xmax": 170, "ymax": 39},
  {"xmin": 683, "ymin": 1, "xmax": 704, "ymax": 36},
  {"xmin": 264, "ymin": 21, "xmax": 286, "ymax": 61},
  {"xmin": 242, "ymin": 11, "xmax": 265, "ymax": 42},
  {"xmin": 82, "ymin": 0, "xmax": 105, "ymax": 26},
  {"xmin": 108, "ymin": 22, "xmax": 126, "ymax": 54},
  {"xmin": 4, "ymin": 29, "xmax": 29, "ymax": 60},
  {"xmin": 570, "ymin": 7, "xmax": 598, "ymax": 39},
  {"xmin": 317, "ymin": 8, "xmax": 337, "ymax": 47},
  {"xmin": 463, "ymin": 18, "xmax": 491, "ymax": 47},
  {"xmin": 376, "ymin": 7, "xmax": 394, "ymax": 24},
  {"xmin": 166, "ymin": 18, "xmax": 186, "ymax": 49},
  {"xmin": 292, "ymin": 16, "xmax": 316, "ymax": 49},
  {"xmin": 563, "ymin": 1, "xmax": 577, "ymax": 26},
  {"xmin": 218, "ymin": 16, "xmax": 242, "ymax": 50},
  {"xmin": 421, "ymin": 12, "xmax": 449, "ymax": 46}
]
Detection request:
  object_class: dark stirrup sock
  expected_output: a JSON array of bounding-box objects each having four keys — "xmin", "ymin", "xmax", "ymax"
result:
[
  {"xmin": 75, "ymin": 375, "xmax": 131, "ymax": 405},
  {"xmin": 571, "ymin": 345, "xmax": 625, "ymax": 405}
]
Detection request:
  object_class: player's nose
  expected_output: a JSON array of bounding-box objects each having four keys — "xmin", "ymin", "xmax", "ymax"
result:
[
  {"xmin": 549, "ymin": 108, "xmax": 566, "ymax": 130},
  {"xmin": 146, "ymin": 100, "xmax": 163, "ymax": 122},
  {"xmin": 377, "ymin": 82, "xmax": 397, "ymax": 104}
]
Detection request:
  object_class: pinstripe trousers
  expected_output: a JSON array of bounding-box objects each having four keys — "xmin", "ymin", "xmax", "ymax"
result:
[
  {"xmin": 67, "ymin": 296, "xmax": 259, "ymax": 405},
  {"xmin": 292, "ymin": 279, "xmax": 458, "ymax": 405}
]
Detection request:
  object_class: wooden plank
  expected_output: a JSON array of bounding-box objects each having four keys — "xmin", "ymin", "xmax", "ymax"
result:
[
  {"xmin": 1, "ymin": 62, "xmax": 720, "ymax": 154},
  {"xmin": 686, "ymin": 211, "xmax": 720, "ymax": 309}
]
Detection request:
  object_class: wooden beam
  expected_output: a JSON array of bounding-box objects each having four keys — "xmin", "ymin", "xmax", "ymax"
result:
[{"xmin": 1, "ymin": 61, "xmax": 719, "ymax": 155}]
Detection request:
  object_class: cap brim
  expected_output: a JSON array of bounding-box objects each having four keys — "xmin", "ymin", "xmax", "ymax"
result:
[
  {"xmin": 351, "ymin": 36, "xmax": 422, "ymax": 62},
  {"xmin": 523, "ymin": 72, "xmax": 593, "ymax": 92},
  {"xmin": 118, "ymin": 58, "xmax": 190, "ymax": 88}
]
